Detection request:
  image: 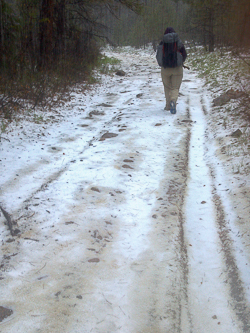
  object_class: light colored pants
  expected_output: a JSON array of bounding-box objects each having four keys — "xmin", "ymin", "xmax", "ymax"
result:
[{"xmin": 161, "ymin": 66, "xmax": 183, "ymax": 108}]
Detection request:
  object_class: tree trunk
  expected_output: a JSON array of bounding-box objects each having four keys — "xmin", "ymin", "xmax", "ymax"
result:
[
  {"xmin": 39, "ymin": 0, "xmax": 54, "ymax": 68},
  {"xmin": 54, "ymin": 0, "xmax": 66, "ymax": 61},
  {"xmin": 208, "ymin": 8, "xmax": 214, "ymax": 52},
  {"xmin": 0, "ymin": 0, "xmax": 4, "ymax": 67}
]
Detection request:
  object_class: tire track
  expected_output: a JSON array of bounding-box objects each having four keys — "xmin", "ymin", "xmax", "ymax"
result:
[
  {"xmin": 183, "ymin": 73, "xmax": 250, "ymax": 331},
  {"xmin": 211, "ymin": 180, "xmax": 250, "ymax": 332},
  {"xmin": 201, "ymin": 93, "xmax": 250, "ymax": 331},
  {"xmin": 177, "ymin": 97, "xmax": 193, "ymax": 332}
]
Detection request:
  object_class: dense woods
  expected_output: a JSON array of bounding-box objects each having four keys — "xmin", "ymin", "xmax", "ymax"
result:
[
  {"xmin": 0, "ymin": 0, "xmax": 250, "ymax": 118},
  {"xmin": 112, "ymin": 0, "xmax": 250, "ymax": 50},
  {"xmin": 0, "ymin": 0, "xmax": 142, "ymax": 118},
  {"xmin": 0, "ymin": 0, "xmax": 142, "ymax": 72}
]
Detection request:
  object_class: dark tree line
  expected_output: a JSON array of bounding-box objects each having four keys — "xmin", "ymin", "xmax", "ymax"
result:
[
  {"xmin": 184, "ymin": 0, "xmax": 250, "ymax": 51},
  {"xmin": 110, "ymin": 0, "xmax": 250, "ymax": 52},
  {"xmin": 1, "ymin": 0, "xmax": 249, "ymax": 76},
  {"xmin": 0, "ymin": 0, "xmax": 249, "ymax": 119},
  {"xmin": 0, "ymin": 0, "xmax": 142, "ymax": 74},
  {"xmin": 0, "ymin": 0, "xmax": 142, "ymax": 118}
]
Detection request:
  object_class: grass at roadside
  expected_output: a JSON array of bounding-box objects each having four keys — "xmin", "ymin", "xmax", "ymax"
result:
[
  {"xmin": 186, "ymin": 46, "xmax": 250, "ymax": 175},
  {"xmin": 97, "ymin": 55, "xmax": 121, "ymax": 74},
  {"xmin": 187, "ymin": 47, "xmax": 250, "ymax": 96},
  {"xmin": 0, "ymin": 54, "xmax": 121, "ymax": 134}
]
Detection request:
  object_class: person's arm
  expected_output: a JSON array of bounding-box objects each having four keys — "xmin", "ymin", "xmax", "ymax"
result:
[{"xmin": 179, "ymin": 45, "xmax": 187, "ymax": 62}]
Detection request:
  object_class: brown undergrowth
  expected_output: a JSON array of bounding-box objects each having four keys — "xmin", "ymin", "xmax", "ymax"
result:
[{"xmin": 0, "ymin": 60, "xmax": 95, "ymax": 122}]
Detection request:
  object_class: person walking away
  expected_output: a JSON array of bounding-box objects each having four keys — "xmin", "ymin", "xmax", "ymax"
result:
[{"xmin": 158, "ymin": 27, "xmax": 187, "ymax": 114}]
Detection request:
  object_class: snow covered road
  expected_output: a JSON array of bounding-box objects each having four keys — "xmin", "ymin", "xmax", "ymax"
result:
[{"xmin": 1, "ymin": 47, "xmax": 250, "ymax": 332}]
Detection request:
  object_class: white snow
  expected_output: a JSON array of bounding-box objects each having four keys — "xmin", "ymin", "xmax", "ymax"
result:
[
  {"xmin": 184, "ymin": 75, "xmax": 243, "ymax": 332},
  {"xmin": 0, "ymin": 46, "xmax": 250, "ymax": 332}
]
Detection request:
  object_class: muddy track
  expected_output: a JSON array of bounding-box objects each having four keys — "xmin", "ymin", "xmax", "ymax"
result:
[
  {"xmin": 177, "ymin": 128, "xmax": 192, "ymax": 331},
  {"xmin": 210, "ymin": 159, "xmax": 250, "ymax": 331}
]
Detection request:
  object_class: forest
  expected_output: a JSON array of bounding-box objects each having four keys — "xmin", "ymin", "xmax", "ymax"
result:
[{"xmin": 0, "ymin": 0, "xmax": 250, "ymax": 119}]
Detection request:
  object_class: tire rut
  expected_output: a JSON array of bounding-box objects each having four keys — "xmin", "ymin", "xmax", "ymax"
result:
[
  {"xmin": 126, "ymin": 100, "xmax": 193, "ymax": 332},
  {"xmin": 177, "ymin": 96, "xmax": 193, "ymax": 332},
  {"xmin": 210, "ymin": 167, "xmax": 250, "ymax": 332},
  {"xmin": 181, "ymin": 79, "xmax": 250, "ymax": 332},
  {"xmin": 200, "ymin": 93, "xmax": 250, "ymax": 331}
]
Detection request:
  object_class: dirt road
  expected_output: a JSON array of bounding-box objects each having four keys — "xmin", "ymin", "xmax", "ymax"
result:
[{"xmin": 0, "ymin": 47, "xmax": 250, "ymax": 332}]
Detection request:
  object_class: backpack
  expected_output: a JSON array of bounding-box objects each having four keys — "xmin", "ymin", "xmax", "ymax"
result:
[
  {"xmin": 156, "ymin": 32, "xmax": 184, "ymax": 68},
  {"xmin": 156, "ymin": 42, "xmax": 164, "ymax": 67},
  {"xmin": 163, "ymin": 39, "xmax": 178, "ymax": 68}
]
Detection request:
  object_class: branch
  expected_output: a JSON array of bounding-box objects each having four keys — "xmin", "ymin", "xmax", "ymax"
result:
[
  {"xmin": 233, "ymin": 51, "xmax": 250, "ymax": 67},
  {"xmin": 0, "ymin": 205, "xmax": 20, "ymax": 236}
]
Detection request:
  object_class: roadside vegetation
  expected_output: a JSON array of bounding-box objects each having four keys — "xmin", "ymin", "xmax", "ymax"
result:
[
  {"xmin": 0, "ymin": 54, "xmax": 121, "ymax": 136},
  {"xmin": 187, "ymin": 46, "xmax": 250, "ymax": 119},
  {"xmin": 186, "ymin": 46, "xmax": 250, "ymax": 176},
  {"xmin": 0, "ymin": 0, "xmax": 141, "ymax": 126}
]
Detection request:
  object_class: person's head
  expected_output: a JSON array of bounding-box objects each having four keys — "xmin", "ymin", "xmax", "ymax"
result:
[{"xmin": 164, "ymin": 27, "xmax": 175, "ymax": 34}]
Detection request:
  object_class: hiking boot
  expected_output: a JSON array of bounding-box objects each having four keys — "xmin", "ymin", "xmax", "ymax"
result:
[
  {"xmin": 170, "ymin": 101, "xmax": 176, "ymax": 114},
  {"xmin": 164, "ymin": 106, "xmax": 170, "ymax": 111}
]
